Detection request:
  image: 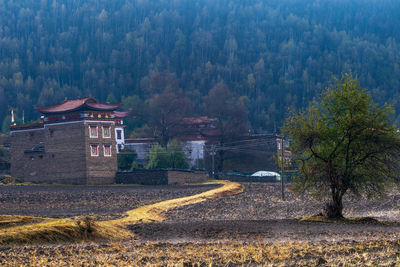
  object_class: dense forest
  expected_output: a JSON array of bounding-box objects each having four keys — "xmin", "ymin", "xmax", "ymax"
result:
[{"xmin": 1, "ymin": 0, "xmax": 400, "ymax": 135}]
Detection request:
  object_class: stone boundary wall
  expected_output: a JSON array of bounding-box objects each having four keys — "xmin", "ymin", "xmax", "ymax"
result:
[
  {"xmin": 115, "ymin": 169, "xmax": 209, "ymax": 185},
  {"xmin": 167, "ymin": 170, "xmax": 208, "ymax": 185},
  {"xmin": 116, "ymin": 169, "xmax": 168, "ymax": 185}
]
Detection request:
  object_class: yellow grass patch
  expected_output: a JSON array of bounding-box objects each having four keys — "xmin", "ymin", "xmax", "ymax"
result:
[
  {"xmin": 2, "ymin": 240, "xmax": 400, "ymax": 266},
  {"xmin": 0, "ymin": 180, "xmax": 243, "ymax": 245},
  {"xmin": 0, "ymin": 215, "xmax": 45, "ymax": 229}
]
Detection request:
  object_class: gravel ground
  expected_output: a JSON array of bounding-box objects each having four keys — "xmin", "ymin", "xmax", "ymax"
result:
[{"xmin": 0, "ymin": 184, "xmax": 218, "ymax": 219}]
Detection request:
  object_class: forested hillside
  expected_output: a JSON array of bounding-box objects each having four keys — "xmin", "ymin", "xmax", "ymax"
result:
[{"xmin": 1, "ymin": 0, "xmax": 400, "ymax": 134}]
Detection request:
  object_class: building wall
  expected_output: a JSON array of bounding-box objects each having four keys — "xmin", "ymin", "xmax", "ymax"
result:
[
  {"xmin": 125, "ymin": 142, "xmax": 155, "ymax": 161},
  {"xmin": 115, "ymin": 169, "xmax": 208, "ymax": 185},
  {"xmin": 183, "ymin": 140, "xmax": 205, "ymax": 168},
  {"xmin": 126, "ymin": 140, "xmax": 206, "ymax": 168},
  {"xmin": 84, "ymin": 121, "xmax": 117, "ymax": 184},
  {"xmin": 10, "ymin": 120, "xmax": 119, "ymax": 184},
  {"xmin": 10, "ymin": 128, "xmax": 48, "ymax": 182},
  {"xmin": 45, "ymin": 121, "xmax": 87, "ymax": 184}
]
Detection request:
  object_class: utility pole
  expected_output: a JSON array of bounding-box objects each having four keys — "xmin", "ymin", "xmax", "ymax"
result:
[
  {"xmin": 280, "ymin": 136, "xmax": 285, "ymax": 201},
  {"xmin": 210, "ymin": 145, "xmax": 216, "ymax": 179}
]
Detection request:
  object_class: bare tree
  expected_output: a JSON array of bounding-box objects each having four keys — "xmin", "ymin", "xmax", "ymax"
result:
[
  {"xmin": 205, "ymin": 82, "xmax": 249, "ymax": 171},
  {"xmin": 148, "ymin": 88, "xmax": 192, "ymax": 148}
]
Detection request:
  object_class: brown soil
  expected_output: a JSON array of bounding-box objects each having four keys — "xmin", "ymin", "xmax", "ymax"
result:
[
  {"xmin": 0, "ymin": 184, "xmax": 218, "ymax": 219},
  {"xmin": 131, "ymin": 182, "xmax": 400, "ymax": 243},
  {"xmin": 1, "ymin": 182, "xmax": 399, "ymax": 244}
]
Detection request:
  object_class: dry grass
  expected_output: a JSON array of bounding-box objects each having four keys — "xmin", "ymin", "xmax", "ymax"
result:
[
  {"xmin": 0, "ymin": 180, "xmax": 243, "ymax": 245},
  {"xmin": 0, "ymin": 175, "xmax": 25, "ymax": 185},
  {"xmin": 104, "ymin": 180, "xmax": 243, "ymax": 225},
  {"xmin": 1, "ymin": 239, "xmax": 399, "ymax": 266}
]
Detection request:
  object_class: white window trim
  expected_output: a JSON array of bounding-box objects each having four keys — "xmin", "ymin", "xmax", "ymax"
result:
[
  {"xmin": 89, "ymin": 125, "xmax": 98, "ymax": 138},
  {"xmin": 90, "ymin": 144, "xmax": 99, "ymax": 157},
  {"xmin": 102, "ymin": 126, "xmax": 111, "ymax": 139},
  {"xmin": 116, "ymin": 129, "xmax": 122, "ymax": 140},
  {"xmin": 103, "ymin": 144, "xmax": 112, "ymax": 157}
]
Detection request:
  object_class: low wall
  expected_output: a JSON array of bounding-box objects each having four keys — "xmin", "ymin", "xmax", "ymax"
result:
[
  {"xmin": 218, "ymin": 173, "xmax": 281, "ymax": 183},
  {"xmin": 167, "ymin": 170, "xmax": 208, "ymax": 185},
  {"xmin": 116, "ymin": 169, "xmax": 168, "ymax": 185},
  {"xmin": 115, "ymin": 169, "xmax": 209, "ymax": 185}
]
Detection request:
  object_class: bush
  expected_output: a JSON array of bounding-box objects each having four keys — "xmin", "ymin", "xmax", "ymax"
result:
[
  {"xmin": 117, "ymin": 148, "xmax": 137, "ymax": 171},
  {"xmin": 146, "ymin": 139, "xmax": 189, "ymax": 169}
]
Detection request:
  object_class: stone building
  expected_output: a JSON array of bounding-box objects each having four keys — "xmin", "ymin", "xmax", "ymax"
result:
[{"xmin": 10, "ymin": 98, "xmax": 126, "ymax": 184}]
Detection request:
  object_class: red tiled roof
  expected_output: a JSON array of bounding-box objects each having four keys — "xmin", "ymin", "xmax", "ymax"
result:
[
  {"xmin": 113, "ymin": 111, "xmax": 129, "ymax": 118},
  {"xmin": 35, "ymin": 98, "xmax": 121, "ymax": 114}
]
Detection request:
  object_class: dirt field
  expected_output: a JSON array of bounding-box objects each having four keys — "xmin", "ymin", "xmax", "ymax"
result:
[
  {"xmin": 165, "ymin": 183, "xmax": 400, "ymax": 221},
  {"xmin": 131, "ymin": 183, "xmax": 400, "ymax": 243},
  {"xmin": 0, "ymin": 184, "xmax": 218, "ymax": 220},
  {"xmin": 1, "ymin": 182, "xmax": 400, "ymax": 266}
]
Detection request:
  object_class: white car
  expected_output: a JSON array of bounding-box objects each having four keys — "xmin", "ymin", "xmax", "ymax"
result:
[{"xmin": 251, "ymin": 171, "xmax": 281, "ymax": 181}]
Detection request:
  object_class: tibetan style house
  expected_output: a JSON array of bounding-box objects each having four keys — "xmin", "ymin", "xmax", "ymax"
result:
[{"xmin": 10, "ymin": 98, "xmax": 127, "ymax": 184}]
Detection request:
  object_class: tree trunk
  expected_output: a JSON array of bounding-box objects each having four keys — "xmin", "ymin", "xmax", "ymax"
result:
[
  {"xmin": 325, "ymin": 188, "xmax": 344, "ymax": 219},
  {"xmin": 216, "ymin": 150, "xmax": 225, "ymax": 173},
  {"xmin": 160, "ymin": 127, "xmax": 169, "ymax": 148}
]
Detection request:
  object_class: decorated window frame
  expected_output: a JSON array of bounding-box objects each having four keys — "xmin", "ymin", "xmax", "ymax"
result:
[
  {"xmin": 116, "ymin": 129, "xmax": 122, "ymax": 140},
  {"xmin": 103, "ymin": 144, "xmax": 112, "ymax": 157},
  {"xmin": 90, "ymin": 144, "xmax": 99, "ymax": 157},
  {"xmin": 89, "ymin": 125, "xmax": 98, "ymax": 138},
  {"xmin": 102, "ymin": 125, "xmax": 111, "ymax": 138}
]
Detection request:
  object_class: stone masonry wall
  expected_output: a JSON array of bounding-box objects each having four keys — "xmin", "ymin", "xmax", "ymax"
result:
[
  {"xmin": 167, "ymin": 170, "xmax": 208, "ymax": 185},
  {"xmin": 84, "ymin": 121, "xmax": 117, "ymax": 184},
  {"xmin": 44, "ymin": 122, "xmax": 87, "ymax": 184},
  {"xmin": 10, "ymin": 128, "xmax": 48, "ymax": 182},
  {"xmin": 115, "ymin": 169, "xmax": 208, "ymax": 185},
  {"xmin": 115, "ymin": 170, "xmax": 168, "ymax": 185}
]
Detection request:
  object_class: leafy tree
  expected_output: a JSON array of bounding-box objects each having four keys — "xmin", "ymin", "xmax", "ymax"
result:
[
  {"xmin": 146, "ymin": 140, "xmax": 189, "ymax": 169},
  {"xmin": 146, "ymin": 145, "xmax": 170, "ymax": 169},
  {"xmin": 283, "ymin": 74, "xmax": 400, "ymax": 218},
  {"xmin": 117, "ymin": 148, "xmax": 137, "ymax": 171},
  {"xmin": 167, "ymin": 139, "xmax": 189, "ymax": 169}
]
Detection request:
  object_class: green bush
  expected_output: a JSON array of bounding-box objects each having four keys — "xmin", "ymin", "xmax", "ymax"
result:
[
  {"xmin": 146, "ymin": 140, "xmax": 189, "ymax": 169},
  {"xmin": 117, "ymin": 148, "xmax": 137, "ymax": 171}
]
